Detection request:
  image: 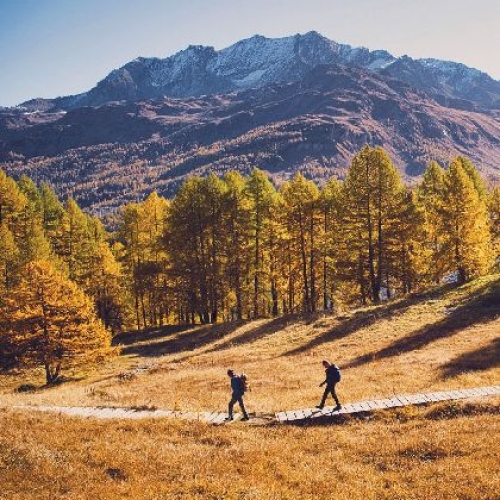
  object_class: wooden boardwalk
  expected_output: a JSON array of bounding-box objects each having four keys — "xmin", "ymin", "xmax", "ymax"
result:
[
  {"xmin": 10, "ymin": 385, "xmax": 499, "ymax": 424},
  {"xmin": 275, "ymin": 385, "xmax": 500, "ymax": 423}
]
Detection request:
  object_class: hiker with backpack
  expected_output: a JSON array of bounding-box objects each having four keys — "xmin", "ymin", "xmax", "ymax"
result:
[
  {"xmin": 316, "ymin": 360, "xmax": 342, "ymax": 410},
  {"xmin": 226, "ymin": 369, "xmax": 249, "ymax": 421}
]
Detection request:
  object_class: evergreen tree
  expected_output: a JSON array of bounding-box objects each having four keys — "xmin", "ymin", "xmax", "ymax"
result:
[
  {"xmin": 440, "ymin": 162, "xmax": 493, "ymax": 283},
  {"xmin": 340, "ymin": 146, "xmax": 404, "ymax": 303},
  {"xmin": 0, "ymin": 261, "xmax": 113, "ymax": 384}
]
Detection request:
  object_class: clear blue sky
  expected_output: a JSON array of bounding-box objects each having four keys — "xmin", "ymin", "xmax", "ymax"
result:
[{"xmin": 1, "ymin": 0, "xmax": 499, "ymax": 107}]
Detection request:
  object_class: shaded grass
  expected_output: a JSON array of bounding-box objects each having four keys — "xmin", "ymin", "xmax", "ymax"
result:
[
  {"xmin": 344, "ymin": 279, "xmax": 500, "ymax": 370},
  {"xmin": 441, "ymin": 338, "xmax": 500, "ymax": 378}
]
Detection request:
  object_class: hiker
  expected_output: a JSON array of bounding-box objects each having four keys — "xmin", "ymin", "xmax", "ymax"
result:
[
  {"xmin": 226, "ymin": 369, "xmax": 249, "ymax": 421},
  {"xmin": 316, "ymin": 360, "xmax": 341, "ymax": 410}
]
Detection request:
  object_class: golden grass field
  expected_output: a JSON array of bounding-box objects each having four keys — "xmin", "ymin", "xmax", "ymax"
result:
[{"xmin": 1, "ymin": 276, "xmax": 499, "ymax": 499}]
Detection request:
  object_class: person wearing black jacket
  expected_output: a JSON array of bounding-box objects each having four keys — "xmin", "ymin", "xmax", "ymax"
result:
[
  {"xmin": 226, "ymin": 369, "xmax": 249, "ymax": 421},
  {"xmin": 316, "ymin": 360, "xmax": 341, "ymax": 410}
]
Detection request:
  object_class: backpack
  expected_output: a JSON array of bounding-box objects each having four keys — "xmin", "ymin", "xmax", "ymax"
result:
[
  {"xmin": 239, "ymin": 374, "xmax": 249, "ymax": 393},
  {"xmin": 329, "ymin": 365, "xmax": 341, "ymax": 383}
]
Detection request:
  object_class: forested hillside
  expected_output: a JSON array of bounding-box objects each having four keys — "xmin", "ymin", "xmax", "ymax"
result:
[{"xmin": 1, "ymin": 147, "xmax": 499, "ymax": 383}]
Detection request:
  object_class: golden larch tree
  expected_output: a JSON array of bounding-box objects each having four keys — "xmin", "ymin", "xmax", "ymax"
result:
[{"xmin": 0, "ymin": 260, "xmax": 113, "ymax": 384}]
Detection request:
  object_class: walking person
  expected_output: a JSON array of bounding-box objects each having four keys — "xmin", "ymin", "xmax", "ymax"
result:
[
  {"xmin": 226, "ymin": 369, "xmax": 249, "ymax": 421},
  {"xmin": 316, "ymin": 360, "xmax": 341, "ymax": 410}
]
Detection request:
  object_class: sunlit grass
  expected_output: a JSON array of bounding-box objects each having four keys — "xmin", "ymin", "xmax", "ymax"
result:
[{"xmin": 1, "ymin": 275, "xmax": 499, "ymax": 499}]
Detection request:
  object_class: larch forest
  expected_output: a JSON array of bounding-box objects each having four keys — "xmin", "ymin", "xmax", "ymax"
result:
[{"xmin": 0, "ymin": 146, "xmax": 499, "ymax": 383}]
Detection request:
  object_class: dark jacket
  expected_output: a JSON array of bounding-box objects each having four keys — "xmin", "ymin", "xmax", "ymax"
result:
[
  {"xmin": 325, "ymin": 365, "xmax": 340, "ymax": 385},
  {"xmin": 230, "ymin": 375, "xmax": 244, "ymax": 396}
]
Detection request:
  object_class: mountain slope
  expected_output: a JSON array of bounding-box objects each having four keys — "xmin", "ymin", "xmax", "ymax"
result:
[{"xmin": 3, "ymin": 64, "xmax": 499, "ymax": 215}]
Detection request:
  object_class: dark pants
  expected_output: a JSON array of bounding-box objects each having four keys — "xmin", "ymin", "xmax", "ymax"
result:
[
  {"xmin": 228, "ymin": 392, "xmax": 248, "ymax": 418},
  {"xmin": 319, "ymin": 383, "xmax": 340, "ymax": 407}
]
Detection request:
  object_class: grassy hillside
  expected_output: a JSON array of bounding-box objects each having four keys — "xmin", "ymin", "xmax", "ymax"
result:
[
  {"xmin": 2, "ymin": 275, "xmax": 498, "ymax": 411},
  {"xmin": 1, "ymin": 276, "xmax": 499, "ymax": 499}
]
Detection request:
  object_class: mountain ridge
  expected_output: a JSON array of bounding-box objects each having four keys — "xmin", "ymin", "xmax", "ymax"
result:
[{"xmin": 16, "ymin": 31, "xmax": 500, "ymax": 112}]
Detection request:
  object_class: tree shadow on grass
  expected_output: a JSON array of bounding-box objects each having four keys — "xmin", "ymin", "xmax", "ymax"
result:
[
  {"xmin": 117, "ymin": 321, "xmax": 247, "ymax": 358},
  {"xmin": 116, "ymin": 314, "xmax": 305, "ymax": 359},
  {"xmin": 112, "ymin": 325, "xmax": 194, "ymax": 346},
  {"xmin": 204, "ymin": 314, "xmax": 304, "ymax": 354},
  {"xmin": 284, "ymin": 286, "xmax": 453, "ymax": 357},
  {"xmin": 441, "ymin": 338, "xmax": 500, "ymax": 379},
  {"xmin": 344, "ymin": 282, "xmax": 500, "ymax": 370}
]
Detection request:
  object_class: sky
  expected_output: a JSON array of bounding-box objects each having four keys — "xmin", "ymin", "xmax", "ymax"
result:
[{"xmin": 1, "ymin": 0, "xmax": 499, "ymax": 107}]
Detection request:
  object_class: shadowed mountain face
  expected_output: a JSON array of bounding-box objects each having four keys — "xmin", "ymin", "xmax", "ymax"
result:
[{"xmin": 2, "ymin": 63, "xmax": 499, "ymax": 215}]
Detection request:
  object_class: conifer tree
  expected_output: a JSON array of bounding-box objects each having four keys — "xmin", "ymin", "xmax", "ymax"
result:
[
  {"xmin": 244, "ymin": 169, "xmax": 278, "ymax": 317},
  {"xmin": 453, "ymin": 156, "xmax": 488, "ymax": 201},
  {"xmin": 388, "ymin": 189, "xmax": 427, "ymax": 294},
  {"xmin": 0, "ymin": 261, "xmax": 113, "ymax": 384},
  {"xmin": 0, "ymin": 169, "xmax": 25, "ymax": 229},
  {"xmin": 0, "ymin": 223, "xmax": 20, "ymax": 293},
  {"xmin": 222, "ymin": 171, "xmax": 252, "ymax": 320},
  {"xmin": 58, "ymin": 198, "xmax": 96, "ymax": 287},
  {"xmin": 488, "ymin": 187, "xmax": 500, "ymax": 268},
  {"xmin": 167, "ymin": 176, "xmax": 226, "ymax": 324},
  {"xmin": 440, "ymin": 161, "xmax": 493, "ymax": 283},
  {"xmin": 320, "ymin": 178, "xmax": 343, "ymax": 311},
  {"xmin": 117, "ymin": 202, "xmax": 144, "ymax": 329},
  {"xmin": 340, "ymin": 146, "xmax": 404, "ymax": 303},
  {"xmin": 281, "ymin": 173, "xmax": 320, "ymax": 313},
  {"xmin": 39, "ymin": 182, "xmax": 65, "ymax": 244},
  {"xmin": 17, "ymin": 176, "xmax": 52, "ymax": 264},
  {"xmin": 418, "ymin": 161, "xmax": 446, "ymax": 283}
]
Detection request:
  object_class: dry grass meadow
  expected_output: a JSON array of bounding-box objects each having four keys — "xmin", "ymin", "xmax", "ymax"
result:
[{"xmin": 1, "ymin": 275, "xmax": 499, "ymax": 499}]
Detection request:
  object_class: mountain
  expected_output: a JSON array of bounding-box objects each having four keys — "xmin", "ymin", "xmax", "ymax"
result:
[
  {"xmin": 1, "ymin": 32, "xmax": 499, "ymax": 217},
  {"xmin": 3, "ymin": 63, "xmax": 499, "ymax": 218},
  {"xmin": 18, "ymin": 31, "xmax": 500, "ymax": 112}
]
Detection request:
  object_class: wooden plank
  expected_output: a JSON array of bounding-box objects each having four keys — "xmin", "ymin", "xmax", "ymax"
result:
[
  {"xmin": 483, "ymin": 387, "xmax": 498, "ymax": 395},
  {"xmin": 203, "ymin": 412, "xmax": 221, "ymax": 423},
  {"xmin": 359, "ymin": 401, "xmax": 372, "ymax": 411},
  {"xmin": 293, "ymin": 410, "xmax": 306, "ymax": 420},
  {"xmin": 461, "ymin": 388, "xmax": 482, "ymax": 397},
  {"xmin": 379, "ymin": 399, "xmax": 395, "ymax": 408},
  {"xmin": 211, "ymin": 413, "xmax": 229, "ymax": 425},
  {"xmin": 387, "ymin": 398, "xmax": 404, "ymax": 407},
  {"xmin": 275, "ymin": 411, "xmax": 287, "ymax": 422},
  {"xmin": 341, "ymin": 404, "xmax": 356, "ymax": 413},
  {"xmin": 302, "ymin": 409, "xmax": 314, "ymax": 419}
]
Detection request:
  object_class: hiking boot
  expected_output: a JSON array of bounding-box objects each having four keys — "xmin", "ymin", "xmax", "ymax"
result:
[
  {"xmin": 334, "ymin": 405, "xmax": 342, "ymax": 411},
  {"xmin": 241, "ymin": 416, "xmax": 250, "ymax": 421},
  {"xmin": 315, "ymin": 405, "xmax": 324, "ymax": 410},
  {"xmin": 226, "ymin": 416, "xmax": 234, "ymax": 421}
]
